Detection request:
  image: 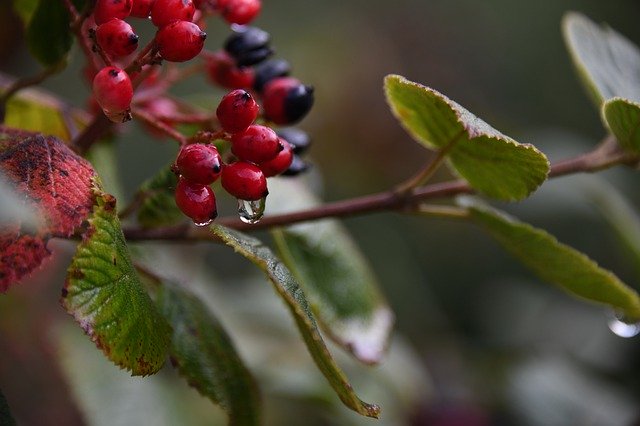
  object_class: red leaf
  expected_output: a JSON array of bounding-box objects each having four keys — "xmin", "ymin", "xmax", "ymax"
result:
[{"xmin": 0, "ymin": 127, "xmax": 95, "ymax": 292}]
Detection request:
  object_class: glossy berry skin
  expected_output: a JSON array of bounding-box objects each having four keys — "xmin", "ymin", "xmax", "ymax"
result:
[
  {"xmin": 94, "ymin": 0, "xmax": 132, "ymax": 25},
  {"xmin": 175, "ymin": 143, "xmax": 223, "ymax": 185},
  {"xmin": 224, "ymin": 27, "xmax": 272, "ymax": 67},
  {"xmin": 175, "ymin": 178, "xmax": 218, "ymax": 224},
  {"xmin": 221, "ymin": 162, "xmax": 268, "ymax": 201},
  {"xmin": 130, "ymin": 0, "xmax": 155, "ymax": 17},
  {"xmin": 156, "ymin": 21, "xmax": 206, "ymax": 62},
  {"xmin": 276, "ymin": 128, "xmax": 311, "ymax": 154},
  {"xmin": 216, "ymin": 90, "xmax": 259, "ymax": 133},
  {"xmin": 231, "ymin": 125, "xmax": 281, "ymax": 164},
  {"xmin": 151, "ymin": 0, "xmax": 195, "ymax": 28},
  {"xmin": 254, "ymin": 59, "xmax": 290, "ymax": 92},
  {"xmin": 205, "ymin": 51, "xmax": 255, "ymax": 89},
  {"xmin": 217, "ymin": 0, "xmax": 261, "ymax": 25},
  {"xmin": 96, "ymin": 19, "xmax": 139, "ymax": 57},
  {"xmin": 282, "ymin": 154, "xmax": 309, "ymax": 176},
  {"xmin": 92, "ymin": 66, "xmax": 133, "ymax": 115},
  {"xmin": 262, "ymin": 77, "xmax": 314, "ymax": 125},
  {"xmin": 259, "ymin": 140, "xmax": 293, "ymax": 177}
]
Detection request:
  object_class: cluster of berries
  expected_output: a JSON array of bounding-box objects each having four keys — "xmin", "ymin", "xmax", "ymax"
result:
[
  {"xmin": 174, "ymin": 88, "xmax": 310, "ymax": 225},
  {"xmin": 90, "ymin": 0, "xmax": 261, "ymax": 122}
]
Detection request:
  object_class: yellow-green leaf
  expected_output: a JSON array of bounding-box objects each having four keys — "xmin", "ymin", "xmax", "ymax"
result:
[
  {"xmin": 211, "ymin": 225, "xmax": 380, "ymax": 419},
  {"xmin": 384, "ymin": 74, "xmax": 549, "ymax": 201},
  {"xmin": 460, "ymin": 197, "xmax": 640, "ymax": 321},
  {"xmin": 602, "ymin": 98, "xmax": 640, "ymax": 153},
  {"xmin": 62, "ymin": 189, "xmax": 171, "ymax": 376},
  {"xmin": 158, "ymin": 283, "xmax": 260, "ymax": 426}
]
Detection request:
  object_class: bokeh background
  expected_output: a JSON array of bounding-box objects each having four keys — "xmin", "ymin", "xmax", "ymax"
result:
[{"xmin": 2, "ymin": 0, "xmax": 640, "ymax": 425}]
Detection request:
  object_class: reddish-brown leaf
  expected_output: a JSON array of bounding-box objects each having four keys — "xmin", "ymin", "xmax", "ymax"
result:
[{"xmin": 0, "ymin": 126, "xmax": 95, "ymax": 292}]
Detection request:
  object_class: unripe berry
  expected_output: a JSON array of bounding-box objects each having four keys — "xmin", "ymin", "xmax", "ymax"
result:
[
  {"xmin": 96, "ymin": 19, "xmax": 139, "ymax": 57},
  {"xmin": 175, "ymin": 143, "xmax": 223, "ymax": 185},
  {"xmin": 231, "ymin": 124, "xmax": 281, "ymax": 164},
  {"xmin": 175, "ymin": 177, "xmax": 218, "ymax": 225},
  {"xmin": 254, "ymin": 59, "xmax": 290, "ymax": 92},
  {"xmin": 92, "ymin": 67, "xmax": 133, "ymax": 120},
  {"xmin": 259, "ymin": 140, "xmax": 293, "ymax": 177},
  {"xmin": 151, "ymin": 0, "xmax": 196, "ymax": 28},
  {"xmin": 282, "ymin": 155, "xmax": 309, "ymax": 176},
  {"xmin": 156, "ymin": 21, "xmax": 206, "ymax": 62},
  {"xmin": 221, "ymin": 161, "xmax": 268, "ymax": 201},
  {"xmin": 205, "ymin": 51, "xmax": 255, "ymax": 89},
  {"xmin": 224, "ymin": 26, "xmax": 272, "ymax": 67},
  {"xmin": 262, "ymin": 77, "xmax": 314, "ymax": 125},
  {"xmin": 216, "ymin": 90, "xmax": 259, "ymax": 133},
  {"xmin": 94, "ymin": 0, "xmax": 133, "ymax": 25},
  {"xmin": 130, "ymin": 0, "xmax": 155, "ymax": 18},
  {"xmin": 276, "ymin": 128, "xmax": 311, "ymax": 154},
  {"xmin": 217, "ymin": 0, "xmax": 261, "ymax": 25}
]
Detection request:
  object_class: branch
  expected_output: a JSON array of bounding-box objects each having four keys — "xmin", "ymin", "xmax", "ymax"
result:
[{"xmin": 121, "ymin": 136, "xmax": 640, "ymax": 241}]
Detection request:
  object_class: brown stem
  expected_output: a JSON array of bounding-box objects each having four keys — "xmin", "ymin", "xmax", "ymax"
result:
[
  {"xmin": 131, "ymin": 108, "xmax": 188, "ymax": 145},
  {"xmin": 72, "ymin": 113, "xmax": 113, "ymax": 155},
  {"xmin": 0, "ymin": 66, "xmax": 62, "ymax": 122}
]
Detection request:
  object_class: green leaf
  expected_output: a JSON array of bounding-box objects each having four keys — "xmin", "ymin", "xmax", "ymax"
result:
[
  {"xmin": 12, "ymin": 0, "xmax": 40, "ymax": 26},
  {"xmin": 384, "ymin": 74, "xmax": 549, "ymax": 201},
  {"xmin": 211, "ymin": 225, "xmax": 381, "ymax": 419},
  {"xmin": 62, "ymin": 188, "xmax": 172, "ymax": 376},
  {"xmin": 269, "ymin": 179, "xmax": 393, "ymax": 365},
  {"xmin": 136, "ymin": 166, "xmax": 183, "ymax": 228},
  {"xmin": 157, "ymin": 283, "xmax": 261, "ymax": 426},
  {"xmin": 460, "ymin": 196, "xmax": 640, "ymax": 321},
  {"xmin": 562, "ymin": 12, "xmax": 640, "ymax": 106},
  {"xmin": 0, "ymin": 387, "xmax": 16, "ymax": 426},
  {"xmin": 602, "ymin": 98, "xmax": 640, "ymax": 153},
  {"xmin": 26, "ymin": 0, "xmax": 75, "ymax": 66}
]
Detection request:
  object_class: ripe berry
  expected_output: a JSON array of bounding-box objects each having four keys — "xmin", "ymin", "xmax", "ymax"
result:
[
  {"xmin": 282, "ymin": 155, "xmax": 309, "ymax": 176},
  {"xmin": 231, "ymin": 124, "xmax": 281, "ymax": 164},
  {"xmin": 96, "ymin": 19, "xmax": 139, "ymax": 57},
  {"xmin": 216, "ymin": 89, "xmax": 259, "ymax": 133},
  {"xmin": 262, "ymin": 77, "xmax": 314, "ymax": 125},
  {"xmin": 224, "ymin": 26, "xmax": 272, "ymax": 67},
  {"xmin": 92, "ymin": 67, "xmax": 133, "ymax": 119},
  {"xmin": 205, "ymin": 51, "xmax": 255, "ymax": 89},
  {"xmin": 156, "ymin": 21, "xmax": 206, "ymax": 62},
  {"xmin": 254, "ymin": 59, "xmax": 290, "ymax": 92},
  {"xmin": 175, "ymin": 143, "xmax": 223, "ymax": 185},
  {"xmin": 221, "ymin": 161, "xmax": 268, "ymax": 201},
  {"xmin": 175, "ymin": 177, "xmax": 218, "ymax": 225},
  {"xmin": 130, "ymin": 0, "xmax": 155, "ymax": 18},
  {"xmin": 151, "ymin": 0, "xmax": 196, "ymax": 28},
  {"xmin": 276, "ymin": 128, "xmax": 311, "ymax": 154},
  {"xmin": 94, "ymin": 0, "xmax": 133, "ymax": 25},
  {"xmin": 259, "ymin": 140, "xmax": 293, "ymax": 177},
  {"xmin": 217, "ymin": 0, "xmax": 261, "ymax": 25}
]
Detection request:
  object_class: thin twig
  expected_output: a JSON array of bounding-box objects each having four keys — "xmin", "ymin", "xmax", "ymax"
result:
[
  {"xmin": 131, "ymin": 108, "xmax": 188, "ymax": 145},
  {"xmin": 0, "ymin": 66, "xmax": 62, "ymax": 122}
]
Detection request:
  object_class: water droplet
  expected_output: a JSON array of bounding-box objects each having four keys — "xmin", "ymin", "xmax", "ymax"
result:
[
  {"xmin": 193, "ymin": 219, "xmax": 213, "ymax": 227},
  {"xmin": 237, "ymin": 197, "xmax": 266, "ymax": 224},
  {"xmin": 608, "ymin": 313, "xmax": 640, "ymax": 338}
]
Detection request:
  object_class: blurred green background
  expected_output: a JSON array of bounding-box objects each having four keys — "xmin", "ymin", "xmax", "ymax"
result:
[{"xmin": 2, "ymin": 0, "xmax": 640, "ymax": 425}]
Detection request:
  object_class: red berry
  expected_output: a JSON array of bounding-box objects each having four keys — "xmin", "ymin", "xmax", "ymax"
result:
[
  {"xmin": 231, "ymin": 124, "xmax": 281, "ymax": 164},
  {"xmin": 221, "ymin": 161, "xmax": 268, "ymax": 201},
  {"xmin": 151, "ymin": 0, "xmax": 196, "ymax": 28},
  {"xmin": 94, "ymin": 0, "xmax": 132, "ymax": 25},
  {"xmin": 175, "ymin": 143, "xmax": 223, "ymax": 185},
  {"xmin": 205, "ymin": 51, "xmax": 254, "ymax": 89},
  {"xmin": 262, "ymin": 77, "xmax": 314, "ymax": 125},
  {"xmin": 156, "ymin": 21, "xmax": 206, "ymax": 62},
  {"xmin": 216, "ymin": 89, "xmax": 259, "ymax": 133},
  {"xmin": 175, "ymin": 178, "xmax": 218, "ymax": 225},
  {"xmin": 92, "ymin": 67, "xmax": 133, "ymax": 118},
  {"xmin": 96, "ymin": 19, "xmax": 139, "ymax": 57},
  {"xmin": 130, "ymin": 0, "xmax": 155, "ymax": 17},
  {"xmin": 218, "ymin": 0, "xmax": 261, "ymax": 25},
  {"xmin": 259, "ymin": 140, "xmax": 293, "ymax": 177}
]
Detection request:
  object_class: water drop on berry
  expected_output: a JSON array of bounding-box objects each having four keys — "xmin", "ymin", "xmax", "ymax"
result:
[
  {"xmin": 237, "ymin": 197, "xmax": 266, "ymax": 224},
  {"xmin": 608, "ymin": 312, "xmax": 640, "ymax": 338},
  {"xmin": 193, "ymin": 219, "xmax": 214, "ymax": 227}
]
